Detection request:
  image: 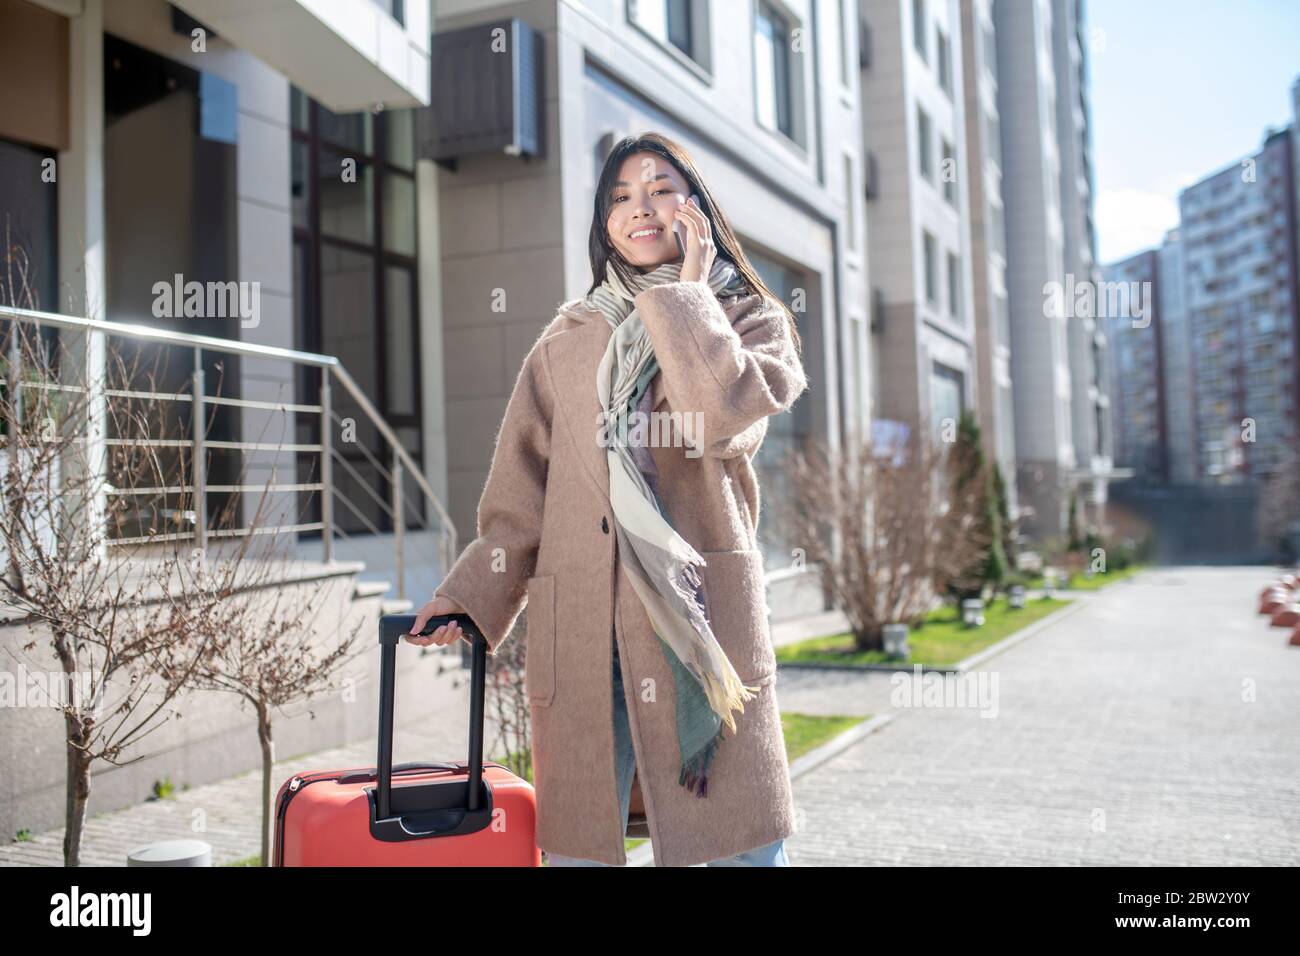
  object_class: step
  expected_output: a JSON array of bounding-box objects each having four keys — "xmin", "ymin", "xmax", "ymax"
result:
[{"xmin": 352, "ymin": 580, "xmax": 392, "ymax": 601}]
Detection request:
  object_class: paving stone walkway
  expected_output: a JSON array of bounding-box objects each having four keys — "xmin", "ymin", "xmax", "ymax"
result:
[{"xmin": 778, "ymin": 567, "xmax": 1300, "ymax": 865}]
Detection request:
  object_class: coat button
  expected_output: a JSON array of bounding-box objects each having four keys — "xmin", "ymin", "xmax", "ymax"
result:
[{"xmin": 601, "ymin": 516, "xmax": 609, "ymax": 534}]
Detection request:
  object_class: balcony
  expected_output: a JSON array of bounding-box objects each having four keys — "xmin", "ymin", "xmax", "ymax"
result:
[{"xmin": 172, "ymin": 0, "xmax": 431, "ymax": 111}]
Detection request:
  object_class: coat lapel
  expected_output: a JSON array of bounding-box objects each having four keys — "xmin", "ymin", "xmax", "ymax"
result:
[{"xmin": 545, "ymin": 309, "xmax": 613, "ymax": 501}]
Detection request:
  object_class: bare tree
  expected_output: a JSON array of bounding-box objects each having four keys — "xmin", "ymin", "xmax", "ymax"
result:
[
  {"xmin": 482, "ymin": 619, "xmax": 531, "ymax": 782},
  {"xmin": 135, "ymin": 367, "xmax": 375, "ymax": 866},
  {"xmin": 0, "ymin": 310, "xmax": 218, "ymax": 864},
  {"xmin": 776, "ymin": 424, "xmax": 988, "ymax": 652},
  {"xmin": 175, "ymin": 507, "xmax": 368, "ymax": 865}
]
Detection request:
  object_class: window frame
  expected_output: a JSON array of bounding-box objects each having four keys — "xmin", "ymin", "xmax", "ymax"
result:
[
  {"xmin": 941, "ymin": 136, "xmax": 956, "ymax": 204},
  {"xmin": 917, "ymin": 104, "xmax": 933, "ymax": 181},
  {"xmin": 912, "ymin": 0, "xmax": 927, "ymax": 62},
  {"xmin": 626, "ymin": 0, "xmax": 714, "ymax": 79},
  {"xmin": 290, "ymin": 87, "xmax": 424, "ymax": 533},
  {"xmin": 754, "ymin": 0, "xmax": 798, "ymax": 143},
  {"xmin": 936, "ymin": 26, "xmax": 950, "ymax": 94},
  {"xmin": 923, "ymin": 229, "xmax": 938, "ymax": 306}
]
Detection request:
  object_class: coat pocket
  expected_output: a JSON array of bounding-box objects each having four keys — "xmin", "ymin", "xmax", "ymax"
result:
[
  {"xmin": 524, "ymin": 574, "xmax": 556, "ymax": 706},
  {"xmin": 695, "ymin": 549, "xmax": 777, "ymax": 686}
]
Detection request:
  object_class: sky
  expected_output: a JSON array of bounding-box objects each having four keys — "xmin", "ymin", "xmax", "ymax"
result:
[{"xmin": 1087, "ymin": 0, "xmax": 1300, "ymax": 265}]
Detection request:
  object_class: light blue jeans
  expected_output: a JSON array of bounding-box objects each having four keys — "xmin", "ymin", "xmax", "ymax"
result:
[{"xmin": 546, "ymin": 629, "xmax": 790, "ymax": 867}]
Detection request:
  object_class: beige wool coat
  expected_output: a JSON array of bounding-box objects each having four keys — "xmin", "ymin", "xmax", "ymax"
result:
[{"xmin": 433, "ymin": 279, "xmax": 809, "ymax": 866}]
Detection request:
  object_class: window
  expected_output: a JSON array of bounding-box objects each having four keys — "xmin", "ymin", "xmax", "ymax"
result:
[
  {"xmin": 754, "ymin": 1, "xmax": 794, "ymax": 139},
  {"xmin": 983, "ymin": 21, "xmax": 997, "ymax": 83},
  {"xmin": 844, "ymin": 152, "xmax": 858, "ymax": 252},
  {"xmin": 923, "ymin": 230, "xmax": 938, "ymax": 305},
  {"xmin": 929, "ymin": 363, "xmax": 965, "ymax": 444},
  {"xmin": 290, "ymin": 86, "xmax": 423, "ymax": 535},
  {"xmin": 936, "ymin": 28, "xmax": 950, "ymax": 93},
  {"xmin": 629, "ymin": 0, "xmax": 708, "ymax": 68},
  {"xmin": 371, "ymin": 0, "xmax": 406, "ymax": 27},
  {"xmin": 917, "ymin": 105, "xmax": 932, "ymax": 180},
  {"xmin": 838, "ymin": 0, "xmax": 852, "ymax": 88},
  {"xmin": 991, "ymin": 201, "xmax": 1006, "ymax": 257},
  {"xmin": 0, "ymin": 139, "xmax": 58, "ymax": 310},
  {"xmin": 941, "ymin": 137, "xmax": 956, "ymax": 203},
  {"xmin": 947, "ymin": 251, "xmax": 960, "ymax": 319},
  {"xmin": 994, "ymin": 291, "xmax": 1010, "ymax": 345},
  {"xmin": 985, "ymin": 109, "xmax": 1001, "ymax": 167},
  {"xmin": 912, "ymin": 0, "xmax": 927, "ymax": 62}
]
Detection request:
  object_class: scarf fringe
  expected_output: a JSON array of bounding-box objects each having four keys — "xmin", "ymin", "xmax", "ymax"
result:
[
  {"xmin": 679, "ymin": 732, "xmax": 719, "ymax": 797},
  {"xmin": 701, "ymin": 670, "xmax": 762, "ymax": 734}
]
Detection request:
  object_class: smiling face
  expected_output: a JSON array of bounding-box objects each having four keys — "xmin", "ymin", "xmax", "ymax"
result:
[{"xmin": 605, "ymin": 151, "xmax": 691, "ymax": 273}]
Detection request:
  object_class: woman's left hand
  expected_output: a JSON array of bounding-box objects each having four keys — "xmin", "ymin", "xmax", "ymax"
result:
[{"xmin": 675, "ymin": 195, "xmax": 715, "ymax": 284}]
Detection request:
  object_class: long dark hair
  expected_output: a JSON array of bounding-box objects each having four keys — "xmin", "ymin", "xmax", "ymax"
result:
[{"xmin": 586, "ymin": 132, "xmax": 802, "ymax": 357}]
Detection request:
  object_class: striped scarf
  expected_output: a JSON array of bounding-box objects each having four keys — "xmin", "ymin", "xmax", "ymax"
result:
[{"xmin": 588, "ymin": 255, "xmax": 758, "ymax": 798}]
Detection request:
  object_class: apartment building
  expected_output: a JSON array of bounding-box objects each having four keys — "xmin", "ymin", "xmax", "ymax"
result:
[
  {"xmin": 1052, "ymin": 0, "xmax": 1111, "ymax": 515},
  {"xmin": 958, "ymin": 0, "xmax": 1016, "ymax": 509},
  {"xmin": 1156, "ymin": 227, "xmax": 1196, "ymax": 484},
  {"xmin": 1104, "ymin": 228, "xmax": 1197, "ymax": 485},
  {"xmin": 0, "ymin": 0, "xmax": 865, "ymax": 604},
  {"xmin": 1103, "ymin": 249, "xmax": 1165, "ymax": 482},
  {"xmin": 992, "ymin": 0, "xmax": 1073, "ymax": 541},
  {"xmin": 0, "ymin": 0, "xmax": 437, "ymax": 582},
  {"xmin": 991, "ymin": 0, "xmax": 1113, "ymax": 542},
  {"xmin": 861, "ymin": 0, "xmax": 977, "ymax": 447},
  {"xmin": 1178, "ymin": 125, "xmax": 1300, "ymax": 482}
]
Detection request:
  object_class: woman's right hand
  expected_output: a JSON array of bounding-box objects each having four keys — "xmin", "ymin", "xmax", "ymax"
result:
[{"xmin": 405, "ymin": 595, "xmax": 470, "ymax": 648}]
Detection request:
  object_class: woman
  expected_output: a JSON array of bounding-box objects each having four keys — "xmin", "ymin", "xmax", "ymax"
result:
[{"xmin": 407, "ymin": 133, "xmax": 808, "ymax": 867}]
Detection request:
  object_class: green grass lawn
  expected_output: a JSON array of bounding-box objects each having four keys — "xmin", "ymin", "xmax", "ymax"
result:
[
  {"xmin": 781, "ymin": 712, "xmax": 869, "ymax": 761},
  {"xmin": 1060, "ymin": 564, "xmax": 1145, "ymax": 591},
  {"xmin": 775, "ymin": 596, "xmax": 1072, "ymax": 668}
]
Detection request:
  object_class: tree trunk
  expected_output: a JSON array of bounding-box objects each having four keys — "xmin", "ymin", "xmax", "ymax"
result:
[
  {"xmin": 63, "ymin": 722, "xmax": 91, "ymax": 867},
  {"xmin": 851, "ymin": 624, "xmax": 883, "ymax": 653},
  {"xmin": 257, "ymin": 704, "xmax": 274, "ymax": 867}
]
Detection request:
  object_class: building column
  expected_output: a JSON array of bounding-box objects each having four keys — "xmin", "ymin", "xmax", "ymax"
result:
[{"xmin": 57, "ymin": 0, "xmax": 107, "ymax": 562}]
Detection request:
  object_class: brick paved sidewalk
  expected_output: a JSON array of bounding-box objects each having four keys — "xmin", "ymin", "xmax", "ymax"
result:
[{"xmin": 777, "ymin": 567, "xmax": 1300, "ymax": 865}]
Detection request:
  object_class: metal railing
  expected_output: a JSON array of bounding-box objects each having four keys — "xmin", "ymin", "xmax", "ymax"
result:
[{"xmin": 0, "ymin": 304, "xmax": 456, "ymax": 600}]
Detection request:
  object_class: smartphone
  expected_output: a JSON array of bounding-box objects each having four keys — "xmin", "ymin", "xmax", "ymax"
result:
[{"xmin": 673, "ymin": 193, "xmax": 701, "ymax": 257}]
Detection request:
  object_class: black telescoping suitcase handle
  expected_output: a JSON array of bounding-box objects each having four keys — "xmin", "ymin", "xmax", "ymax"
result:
[{"xmin": 376, "ymin": 614, "xmax": 488, "ymax": 823}]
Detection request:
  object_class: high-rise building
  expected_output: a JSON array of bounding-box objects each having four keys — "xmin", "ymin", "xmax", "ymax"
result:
[
  {"xmin": 1103, "ymin": 249, "xmax": 1165, "ymax": 482},
  {"xmin": 959, "ymin": 0, "xmax": 1017, "ymax": 511},
  {"xmin": 1052, "ymin": 0, "xmax": 1112, "ymax": 518},
  {"xmin": 993, "ymin": 0, "xmax": 1074, "ymax": 542},
  {"xmin": 1156, "ymin": 228, "xmax": 1197, "ymax": 483},
  {"xmin": 862, "ymin": 0, "xmax": 977, "ymax": 445},
  {"xmin": 1178, "ymin": 126, "xmax": 1300, "ymax": 482},
  {"xmin": 991, "ymin": 0, "xmax": 1113, "ymax": 543}
]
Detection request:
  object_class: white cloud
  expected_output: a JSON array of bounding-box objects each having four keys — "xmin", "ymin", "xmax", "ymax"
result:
[{"xmin": 1096, "ymin": 188, "xmax": 1180, "ymax": 264}]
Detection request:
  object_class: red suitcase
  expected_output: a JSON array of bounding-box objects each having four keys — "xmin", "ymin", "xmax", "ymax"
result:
[{"xmin": 273, "ymin": 613, "xmax": 541, "ymax": 866}]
